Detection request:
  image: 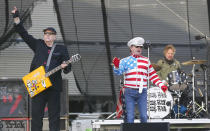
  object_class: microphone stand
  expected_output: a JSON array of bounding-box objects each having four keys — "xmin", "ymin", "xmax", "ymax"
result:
[{"xmin": 144, "ymin": 41, "xmax": 151, "ymax": 121}]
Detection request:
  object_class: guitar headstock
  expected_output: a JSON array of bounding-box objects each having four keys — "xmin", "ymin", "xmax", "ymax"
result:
[
  {"xmin": 71, "ymin": 54, "xmax": 81, "ymax": 63},
  {"xmin": 65, "ymin": 54, "xmax": 81, "ymax": 65}
]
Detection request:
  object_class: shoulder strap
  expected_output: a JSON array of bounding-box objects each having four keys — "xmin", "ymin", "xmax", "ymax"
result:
[{"xmin": 45, "ymin": 43, "xmax": 57, "ymax": 72}]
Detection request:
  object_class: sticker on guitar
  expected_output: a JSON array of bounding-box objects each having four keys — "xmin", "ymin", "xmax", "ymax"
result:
[{"xmin": 22, "ymin": 54, "xmax": 81, "ymax": 97}]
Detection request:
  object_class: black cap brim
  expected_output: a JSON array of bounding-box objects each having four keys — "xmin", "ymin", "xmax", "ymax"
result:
[{"xmin": 43, "ymin": 27, "xmax": 57, "ymax": 35}]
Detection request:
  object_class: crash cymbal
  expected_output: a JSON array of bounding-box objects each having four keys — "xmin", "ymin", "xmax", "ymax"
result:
[
  {"xmin": 182, "ymin": 60, "xmax": 207, "ymax": 66},
  {"xmin": 151, "ymin": 63, "xmax": 161, "ymax": 71}
]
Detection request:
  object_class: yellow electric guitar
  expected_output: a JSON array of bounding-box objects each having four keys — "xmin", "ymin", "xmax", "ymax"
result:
[{"xmin": 22, "ymin": 54, "xmax": 81, "ymax": 98}]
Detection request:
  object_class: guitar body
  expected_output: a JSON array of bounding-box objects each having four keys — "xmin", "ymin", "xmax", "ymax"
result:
[
  {"xmin": 22, "ymin": 66, "xmax": 52, "ymax": 98},
  {"xmin": 22, "ymin": 54, "xmax": 81, "ymax": 98}
]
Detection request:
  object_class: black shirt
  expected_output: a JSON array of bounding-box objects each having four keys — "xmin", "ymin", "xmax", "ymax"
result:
[{"xmin": 15, "ymin": 23, "xmax": 71, "ymax": 91}]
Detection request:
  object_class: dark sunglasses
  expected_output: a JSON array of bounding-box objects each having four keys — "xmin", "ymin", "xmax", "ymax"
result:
[
  {"xmin": 134, "ymin": 45, "xmax": 143, "ymax": 48},
  {"xmin": 44, "ymin": 32, "xmax": 56, "ymax": 35}
]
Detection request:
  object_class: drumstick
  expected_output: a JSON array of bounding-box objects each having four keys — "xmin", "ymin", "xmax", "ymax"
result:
[{"xmin": 198, "ymin": 88, "xmax": 203, "ymax": 97}]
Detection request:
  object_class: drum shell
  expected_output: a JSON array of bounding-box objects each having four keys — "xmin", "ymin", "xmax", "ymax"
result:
[
  {"xmin": 147, "ymin": 87, "xmax": 173, "ymax": 118},
  {"xmin": 167, "ymin": 70, "xmax": 187, "ymax": 91}
]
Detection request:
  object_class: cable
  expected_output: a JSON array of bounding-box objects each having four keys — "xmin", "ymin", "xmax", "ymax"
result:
[
  {"xmin": 53, "ymin": 0, "xmax": 66, "ymax": 42},
  {"xmin": 71, "ymin": 0, "xmax": 93, "ymax": 112},
  {"xmin": 156, "ymin": 0, "xmax": 205, "ymax": 36},
  {"xmin": 3, "ymin": 0, "xmax": 9, "ymax": 35},
  {"xmin": 71, "ymin": 0, "xmax": 88, "ymax": 93},
  {"xmin": 101, "ymin": 0, "xmax": 117, "ymax": 104},
  {"xmin": 156, "ymin": 0, "xmax": 194, "ymax": 59},
  {"xmin": 186, "ymin": 0, "xmax": 193, "ymax": 59},
  {"xmin": 128, "ymin": 0, "xmax": 134, "ymax": 38},
  {"xmin": 0, "ymin": 7, "xmax": 31, "ymax": 50}
]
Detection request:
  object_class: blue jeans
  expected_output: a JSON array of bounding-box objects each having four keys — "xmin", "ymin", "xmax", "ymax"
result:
[{"xmin": 124, "ymin": 88, "xmax": 147, "ymax": 123}]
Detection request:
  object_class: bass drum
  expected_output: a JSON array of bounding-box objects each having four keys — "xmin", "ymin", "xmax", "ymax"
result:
[{"xmin": 147, "ymin": 87, "xmax": 173, "ymax": 118}]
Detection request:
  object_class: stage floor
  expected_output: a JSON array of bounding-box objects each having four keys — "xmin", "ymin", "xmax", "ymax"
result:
[{"xmin": 92, "ymin": 118, "xmax": 210, "ymax": 130}]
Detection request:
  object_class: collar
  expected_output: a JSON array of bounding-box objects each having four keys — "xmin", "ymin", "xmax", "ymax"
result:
[
  {"xmin": 164, "ymin": 57, "xmax": 174, "ymax": 65},
  {"xmin": 132, "ymin": 54, "xmax": 141, "ymax": 58}
]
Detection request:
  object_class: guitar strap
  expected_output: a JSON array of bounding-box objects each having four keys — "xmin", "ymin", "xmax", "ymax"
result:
[{"xmin": 45, "ymin": 43, "xmax": 57, "ymax": 72}]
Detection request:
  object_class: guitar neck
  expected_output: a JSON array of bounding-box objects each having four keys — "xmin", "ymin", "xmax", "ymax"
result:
[
  {"xmin": 45, "ymin": 60, "xmax": 71, "ymax": 77},
  {"xmin": 45, "ymin": 65, "xmax": 62, "ymax": 77},
  {"xmin": 44, "ymin": 54, "xmax": 80, "ymax": 77}
]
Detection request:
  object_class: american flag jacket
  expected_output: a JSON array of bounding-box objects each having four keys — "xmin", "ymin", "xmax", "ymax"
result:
[{"xmin": 113, "ymin": 55, "xmax": 166, "ymax": 91}]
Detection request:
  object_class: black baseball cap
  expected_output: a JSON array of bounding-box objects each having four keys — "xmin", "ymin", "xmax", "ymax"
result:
[{"xmin": 43, "ymin": 27, "xmax": 57, "ymax": 35}]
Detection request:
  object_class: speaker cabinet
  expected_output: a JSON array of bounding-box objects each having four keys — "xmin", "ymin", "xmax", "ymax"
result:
[
  {"xmin": 0, "ymin": 79, "xmax": 69, "ymax": 118},
  {"xmin": 121, "ymin": 122, "xmax": 170, "ymax": 131},
  {"xmin": 0, "ymin": 79, "xmax": 29, "ymax": 118}
]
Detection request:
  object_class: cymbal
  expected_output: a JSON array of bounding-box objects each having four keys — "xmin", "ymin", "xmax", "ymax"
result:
[
  {"xmin": 182, "ymin": 60, "xmax": 207, "ymax": 65},
  {"xmin": 151, "ymin": 63, "xmax": 161, "ymax": 71}
]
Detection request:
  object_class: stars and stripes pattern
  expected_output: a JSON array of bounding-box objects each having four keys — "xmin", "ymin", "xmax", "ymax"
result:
[
  {"xmin": 116, "ymin": 88, "xmax": 127, "ymax": 119},
  {"xmin": 113, "ymin": 55, "xmax": 165, "ymax": 90},
  {"xmin": 114, "ymin": 55, "xmax": 167, "ymax": 118},
  {"xmin": 116, "ymin": 88, "xmax": 123, "ymax": 118}
]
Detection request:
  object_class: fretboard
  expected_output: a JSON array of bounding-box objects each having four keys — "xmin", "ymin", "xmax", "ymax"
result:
[
  {"xmin": 45, "ymin": 65, "xmax": 62, "ymax": 77},
  {"xmin": 44, "ymin": 54, "xmax": 80, "ymax": 77}
]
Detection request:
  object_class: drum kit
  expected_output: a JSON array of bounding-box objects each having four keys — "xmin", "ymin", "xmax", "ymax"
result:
[{"xmin": 149, "ymin": 59, "xmax": 208, "ymax": 119}]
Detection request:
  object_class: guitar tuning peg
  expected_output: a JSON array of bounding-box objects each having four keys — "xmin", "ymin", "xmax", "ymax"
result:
[
  {"xmin": 77, "ymin": 54, "xmax": 81, "ymax": 60},
  {"xmin": 70, "ymin": 54, "xmax": 81, "ymax": 63}
]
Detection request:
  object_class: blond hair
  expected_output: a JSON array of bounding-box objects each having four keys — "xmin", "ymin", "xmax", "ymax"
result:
[{"xmin": 163, "ymin": 44, "xmax": 176, "ymax": 55}]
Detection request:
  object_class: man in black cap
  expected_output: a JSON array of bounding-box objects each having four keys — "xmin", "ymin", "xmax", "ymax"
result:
[{"xmin": 12, "ymin": 7, "xmax": 71, "ymax": 131}]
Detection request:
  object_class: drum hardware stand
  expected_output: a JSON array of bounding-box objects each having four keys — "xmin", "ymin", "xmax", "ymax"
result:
[
  {"xmin": 195, "ymin": 101, "xmax": 207, "ymax": 116},
  {"xmin": 191, "ymin": 61, "xmax": 196, "ymax": 113},
  {"xmin": 187, "ymin": 100, "xmax": 207, "ymax": 118},
  {"xmin": 173, "ymin": 90, "xmax": 182, "ymax": 119},
  {"xmin": 166, "ymin": 101, "xmax": 172, "ymax": 119},
  {"xmin": 175, "ymin": 75, "xmax": 187, "ymax": 119},
  {"xmin": 177, "ymin": 90, "xmax": 181, "ymax": 118},
  {"xmin": 196, "ymin": 88, "xmax": 208, "ymax": 115},
  {"xmin": 190, "ymin": 62, "xmax": 206, "ymax": 115},
  {"xmin": 144, "ymin": 40, "xmax": 152, "ymax": 121},
  {"xmin": 201, "ymin": 64, "xmax": 208, "ymax": 114},
  {"xmin": 186, "ymin": 87, "xmax": 207, "ymax": 118},
  {"xmin": 188, "ymin": 64, "xmax": 209, "ymax": 118}
]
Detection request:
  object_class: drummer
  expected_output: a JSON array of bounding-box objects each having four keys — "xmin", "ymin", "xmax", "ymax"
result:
[{"xmin": 156, "ymin": 44, "xmax": 181, "ymax": 85}]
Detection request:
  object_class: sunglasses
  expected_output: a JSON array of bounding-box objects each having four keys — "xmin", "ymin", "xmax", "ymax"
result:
[
  {"xmin": 134, "ymin": 45, "xmax": 143, "ymax": 48},
  {"xmin": 44, "ymin": 32, "xmax": 56, "ymax": 35}
]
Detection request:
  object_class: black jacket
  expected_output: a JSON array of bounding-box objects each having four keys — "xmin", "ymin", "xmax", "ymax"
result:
[{"xmin": 15, "ymin": 23, "xmax": 71, "ymax": 91}]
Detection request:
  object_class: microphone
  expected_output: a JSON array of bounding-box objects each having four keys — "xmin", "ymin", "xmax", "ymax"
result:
[
  {"xmin": 143, "ymin": 40, "xmax": 151, "ymax": 49},
  {"xmin": 195, "ymin": 35, "xmax": 206, "ymax": 40}
]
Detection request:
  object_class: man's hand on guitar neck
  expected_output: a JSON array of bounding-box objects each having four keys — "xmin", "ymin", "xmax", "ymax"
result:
[{"xmin": 61, "ymin": 61, "xmax": 68, "ymax": 69}]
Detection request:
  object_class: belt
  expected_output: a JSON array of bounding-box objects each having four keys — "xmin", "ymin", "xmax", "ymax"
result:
[{"xmin": 123, "ymin": 86, "xmax": 139, "ymax": 90}]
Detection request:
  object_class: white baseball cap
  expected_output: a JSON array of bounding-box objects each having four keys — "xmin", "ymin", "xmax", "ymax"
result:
[{"xmin": 127, "ymin": 37, "xmax": 145, "ymax": 47}]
